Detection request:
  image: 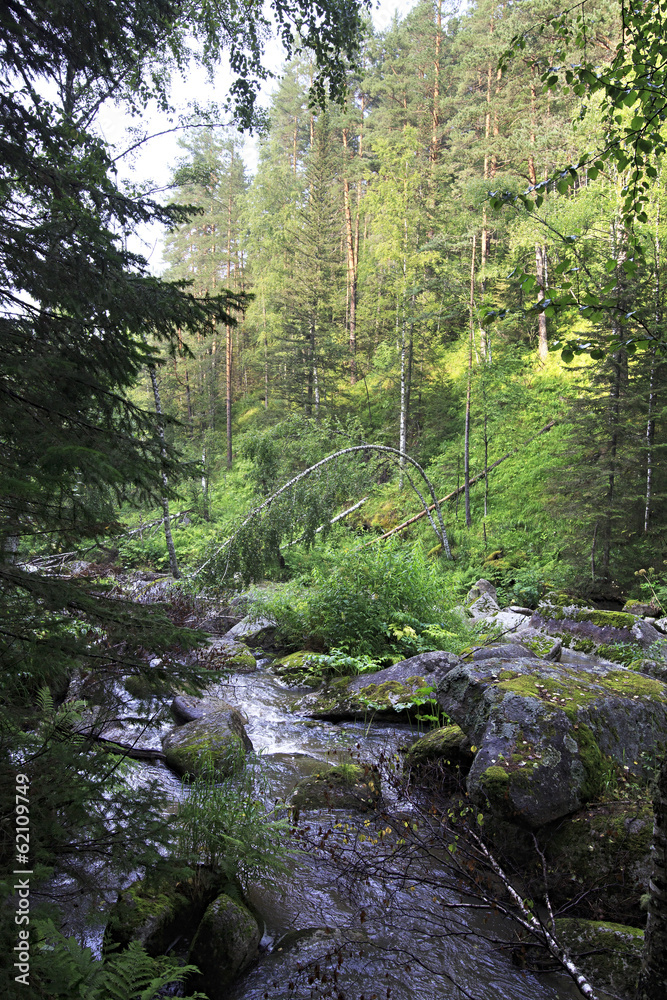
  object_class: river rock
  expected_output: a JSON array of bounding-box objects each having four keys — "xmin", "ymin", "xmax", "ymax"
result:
[
  {"xmin": 542, "ymin": 800, "xmax": 653, "ymax": 926},
  {"xmin": 105, "ymin": 867, "xmax": 220, "ymax": 955},
  {"xmin": 654, "ymin": 616, "xmax": 667, "ymax": 633},
  {"xmin": 290, "ymin": 763, "xmax": 381, "ymax": 813},
  {"xmin": 527, "ymin": 594, "xmax": 661, "ymax": 653},
  {"xmin": 188, "ymin": 893, "xmax": 261, "ymax": 999},
  {"xmin": 171, "ymin": 695, "xmax": 248, "ymax": 725},
  {"xmin": 404, "ymin": 724, "xmax": 474, "ymax": 772},
  {"xmin": 197, "ymin": 637, "xmax": 257, "ymax": 672},
  {"xmin": 224, "ymin": 614, "xmax": 277, "ymax": 647},
  {"xmin": 162, "ymin": 709, "xmax": 254, "ymax": 779},
  {"xmin": 436, "ymin": 656, "xmax": 667, "ymax": 828},
  {"xmin": 301, "ymin": 652, "xmax": 458, "ymax": 720},
  {"xmin": 554, "ymin": 918, "xmax": 643, "ymax": 999}
]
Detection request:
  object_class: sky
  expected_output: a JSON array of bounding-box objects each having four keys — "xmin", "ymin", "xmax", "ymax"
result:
[{"xmin": 97, "ymin": 1, "xmax": 421, "ymax": 272}]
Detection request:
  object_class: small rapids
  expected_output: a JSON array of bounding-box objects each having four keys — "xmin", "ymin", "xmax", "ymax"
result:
[{"xmin": 74, "ymin": 662, "xmax": 588, "ymax": 1000}]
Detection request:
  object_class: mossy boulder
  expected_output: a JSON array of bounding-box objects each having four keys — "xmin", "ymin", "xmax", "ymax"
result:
[
  {"xmin": 104, "ymin": 867, "xmax": 220, "ymax": 956},
  {"xmin": 555, "ymin": 918, "xmax": 643, "ymax": 999},
  {"xmin": 290, "ymin": 762, "xmax": 381, "ymax": 812},
  {"xmin": 542, "ymin": 800, "xmax": 653, "ymax": 926},
  {"xmin": 436, "ymin": 656, "xmax": 667, "ymax": 828},
  {"xmin": 300, "ymin": 652, "xmax": 458, "ymax": 720},
  {"xmin": 528, "ymin": 597, "xmax": 661, "ymax": 652},
  {"xmin": 197, "ymin": 637, "xmax": 257, "ymax": 672},
  {"xmin": 223, "ymin": 615, "xmax": 277, "ymax": 648},
  {"xmin": 270, "ymin": 650, "xmax": 320, "ymax": 685},
  {"xmin": 188, "ymin": 893, "xmax": 261, "ymax": 999},
  {"xmin": 171, "ymin": 695, "xmax": 247, "ymax": 725},
  {"xmin": 622, "ymin": 599, "xmax": 662, "ymax": 618},
  {"xmin": 162, "ymin": 709, "xmax": 253, "ymax": 779},
  {"xmin": 404, "ymin": 724, "xmax": 474, "ymax": 772}
]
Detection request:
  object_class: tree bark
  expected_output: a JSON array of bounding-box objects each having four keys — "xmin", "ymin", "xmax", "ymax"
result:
[
  {"xmin": 148, "ymin": 365, "xmax": 180, "ymax": 579},
  {"xmin": 465, "ymin": 234, "xmax": 476, "ymax": 527}
]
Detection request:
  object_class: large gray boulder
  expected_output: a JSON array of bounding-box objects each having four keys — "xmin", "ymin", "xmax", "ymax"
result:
[
  {"xmin": 188, "ymin": 894, "xmax": 261, "ymax": 999},
  {"xmin": 526, "ymin": 594, "xmax": 661, "ymax": 653},
  {"xmin": 301, "ymin": 651, "xmax": 459, "ymax": 720},
  {"xmin": 162, "ymin": 709, "xmax": 253, "ymax": 779},
  {"xmin": 436, "ymin": 656, "xmax": 667, "ymax": 828},
  {"xmin": 224, "ymin": 614, "xmax": 277, "ymax": 647}
]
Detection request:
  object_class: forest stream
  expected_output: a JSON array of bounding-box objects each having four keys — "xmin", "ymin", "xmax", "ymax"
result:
[{"xmin": 71, "ymin": 657, "xmax": 592, "ymax": 1000}]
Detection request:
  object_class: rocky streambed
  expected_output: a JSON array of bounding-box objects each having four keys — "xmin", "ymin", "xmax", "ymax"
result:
[{"xmin": 72, "ymin": 577, "xmax": 667, "ymax": 1000}]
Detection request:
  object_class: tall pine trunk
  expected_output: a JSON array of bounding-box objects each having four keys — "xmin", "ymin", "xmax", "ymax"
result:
[{"xmin": 148, "ymin": 365, "xmax": 180, "ymax": 579}]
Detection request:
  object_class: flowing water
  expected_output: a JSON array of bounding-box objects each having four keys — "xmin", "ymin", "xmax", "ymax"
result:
[
  {"xmin": 153, "ymin": 664, "xmax": 584, "ymax": 1000},
  {"xmin": 69, "ymin": 661, "xmax": 588, "ymax": 1000}
]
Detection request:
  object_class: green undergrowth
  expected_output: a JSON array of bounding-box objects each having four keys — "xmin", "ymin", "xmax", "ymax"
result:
[{"xmin": 248, "ymin": 540, "xmax": 483, "ymax": 658}]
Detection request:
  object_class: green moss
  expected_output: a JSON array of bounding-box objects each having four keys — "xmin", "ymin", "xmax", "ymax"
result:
[
  {"xmin": 576, "ymin": 609, "xmax": 637, "ymax": 629},
  {"xmin": 596, "ymin": 643, "xmax": 635, "ymax": 666},
  {"xmin": 555, "ymin": 917, "xmax": 643, "ymax": 996},
  {"xmin": 478, "ymin": 765, "xmax": 510, "ymax": 804},
  {"xmin": 520, "ymin": 635, "xmax": 558, "ymax": 657},
  {"xmin": 572, "ymin": 638, "xmax": 595, "ymax": 654},
  {"xmin": 574, "ymin": 724, "xmax": 606, "ymax": 800},
  {"xmin": 495, "ymin": 664, "xmax": 666, "ymax": 711}
]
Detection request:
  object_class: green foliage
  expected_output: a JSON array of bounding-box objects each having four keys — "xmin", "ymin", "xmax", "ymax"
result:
[
  {"xmin": 173, "ymin": 755, "xmax": 291, "ymax": 889},
  {"xmin": 250, "ymin": 542, "xmax": 452, "ymax": 655},
  {"xmin": 27, "ymin": 921, "xmax": 204, "ymax": 1000}
]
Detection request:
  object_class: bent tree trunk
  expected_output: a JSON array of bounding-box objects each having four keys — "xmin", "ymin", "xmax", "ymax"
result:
[{"xmin": 637, "ymin": 757, "xmax": 667, "ymax": 999}]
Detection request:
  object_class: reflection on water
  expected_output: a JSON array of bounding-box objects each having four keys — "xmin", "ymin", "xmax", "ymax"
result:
[{"xmin": 68, "ymin": 667, "xmax": 586, "ymax": 1000}]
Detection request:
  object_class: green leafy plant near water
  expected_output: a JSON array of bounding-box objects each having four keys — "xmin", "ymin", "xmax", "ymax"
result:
[
  {"xmin": 249, "ymin": 541, "xmax": 480, "ymax": 658},
  {"xmin": 173, "ymin": 753, "xmax": 291, "ymax": 889}
]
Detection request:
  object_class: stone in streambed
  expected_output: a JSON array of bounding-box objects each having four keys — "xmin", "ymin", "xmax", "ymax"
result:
[
  {"xmin": 290, "ymin": 762, "xmax": 381, "ymax": 812},
  {"xmin": 300, "ymin": 651, "xmax": 458, "ymax": 720},
  {"xmin": 162, "ymin": 709, "xmax": 253, "ymax": 779},
  {"xmin": 436, "ymin": 656, "xmax": 667, "ymax": 828},
  {"xmin": 188, "ymin": 894, "xmax": 261, "ymax": 1000}
]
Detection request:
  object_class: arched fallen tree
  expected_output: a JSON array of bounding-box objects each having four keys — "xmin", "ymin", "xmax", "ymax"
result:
[{"xmin": 193, "ymin": 444, "xmax": 451, "ymax": 581}]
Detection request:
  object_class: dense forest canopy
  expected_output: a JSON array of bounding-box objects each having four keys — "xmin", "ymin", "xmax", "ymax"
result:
[{"xmin": 3, "ymin": 1, "xmax": 667, "ymax": 998}]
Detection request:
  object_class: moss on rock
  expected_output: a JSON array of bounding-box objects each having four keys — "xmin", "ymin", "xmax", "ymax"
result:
[
  {"xmin": 555, "ymin": 918, "xmax": 643, "ymax": 998},
  {"xmin": 291, "ymin": 762, "xmax": 381, "ymax": 812},
  {"xmin": 162, "ymin": 709, "xmax": 253, "ymax": 780},
  {"xmin": 188, "ymin": 893, "xmax": 261, "ymax": 1000}
]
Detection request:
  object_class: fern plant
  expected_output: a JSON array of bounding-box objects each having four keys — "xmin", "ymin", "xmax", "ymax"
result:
[{"xmin": 25, "ymin": 920, "xmax": 206, "ymax": 999}]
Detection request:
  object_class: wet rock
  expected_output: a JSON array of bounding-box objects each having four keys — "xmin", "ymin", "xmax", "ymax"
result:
[
  {"xmin": 196, "ymin": 613, "xmax": 245, "ymax": 635},
  {"xmin": 171, "ymin": 695, "xmax": 247, "ymax": 725},
  {"xmin": 554, "ymin": 918, "xmax": 643, "ymax": 999},
  {"xmin": 197, "ymin": 637, "xmax": 257, "ymax": 672},
  {"xmin": 301, "ymin": 652, "xmax": 458, "ymax": 720},
  {"xmin": 404, "ymin": 724, "xmax": 474, "ymax": 772},
  {"xmin": 162, "ymin": 709, "xmax": 253, "ymax": 779},
  {"xmin": 436, "ymin": 656, "xmax": 667, "ymax": 828},
  {"xmin": 270, "ymin": 650, "xmax": 320, "ymax": 685},
  {"xmin": 290, "ymin": 762, "xmax": 381, "ymax": 813},
  {"xmin": 188, "ymin": 893, "xmax": 261, "ymax": 999},
  {"xmin": 105, "ymin": 867, "xmax": 220, "ymax": 956},
  {"xmin": 224, "ymin": 614, "xmax": 277, "ymax": 648}
]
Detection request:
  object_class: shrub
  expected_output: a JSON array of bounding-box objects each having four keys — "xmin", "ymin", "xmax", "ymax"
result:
[{"xmin": 250, "ymin": 542, "xmax": 452, "ymax": 656}]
